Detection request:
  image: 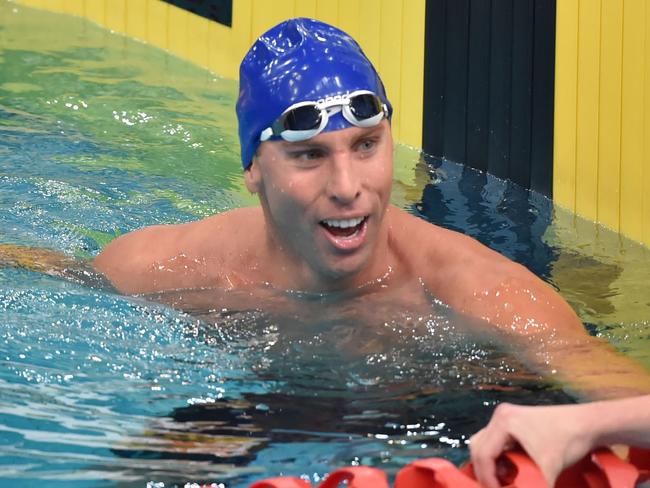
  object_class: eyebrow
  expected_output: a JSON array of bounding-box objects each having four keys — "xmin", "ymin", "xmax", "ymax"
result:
[
  {"xmin": 355, "ymin": 125, "xmax": 383, "ymax": 139},
  {"xmin": 280, "ymin": 140, "xmax": 328, "ymax": 152}
]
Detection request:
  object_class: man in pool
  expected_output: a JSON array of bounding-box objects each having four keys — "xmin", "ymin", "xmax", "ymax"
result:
[
  {"xmin": 88, "ymin": 18, "xmax": 650, "ymax": 398},
  {"xmin": 2, "ymin": 18, "xmax": 650, "ymax": 398}
]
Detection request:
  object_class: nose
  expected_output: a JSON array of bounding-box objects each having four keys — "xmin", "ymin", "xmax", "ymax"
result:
[{"xmin": 326, "ymin": 151, "xmax": 361, "ymax": 204}]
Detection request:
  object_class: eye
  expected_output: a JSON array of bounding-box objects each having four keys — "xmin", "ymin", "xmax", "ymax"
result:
[
  {"xmin": 357, "ymin": 138, "xmax": 378, "ymax": 153},
  {"xmin": 285, "ymin": 148, "xmax": 326, "ymax": 168},
  {"xmin": 289, "ymin": 148, "xmax": 325, "ymax": 161}
]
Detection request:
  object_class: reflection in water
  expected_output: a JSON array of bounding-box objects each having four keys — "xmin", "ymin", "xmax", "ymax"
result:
[
  {"xmin": 416, "ymin": 154, "xmax": 559, "ymax": 280},
  {"xmin": 109, "ymin": 285, "xmax": 574, "ymax": 486},
  {"xmin": 1, "ymin": 265, "xmax": 575, "ymax": 487}
]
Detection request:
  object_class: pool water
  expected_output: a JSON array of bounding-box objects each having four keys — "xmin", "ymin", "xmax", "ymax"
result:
[{"xmin": 1, "ymin": 2, "xmax": 649, "ymax": 487}]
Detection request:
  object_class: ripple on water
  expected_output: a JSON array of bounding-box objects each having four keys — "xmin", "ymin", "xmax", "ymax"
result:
[{"xmin": 0, "ymin": 267, "xmax": 575, "ymax": 486}]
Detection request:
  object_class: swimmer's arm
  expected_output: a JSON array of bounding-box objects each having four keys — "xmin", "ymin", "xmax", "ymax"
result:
[
  {"xmin": 93, "ymin": 225, "xmax": 175, "ymax": 294},
  {"xmin": 0, "ymin": 243, "xmax": 113, "ymax": 289},
  {"xmin": 460, "ymin": 266, "xmax": 650, "ymax": 400},
  {"xmin": 94, "ymin": 209, "xmax": 261, "ymax": 295},
  {"xmin": 586, "ymin": 395, "xmax": 650, "ymax": 446},
  {"xmin": 424, "ymin": 229, "xmax": 650, "ymax": 400},
  {"xmin": 92, "ymin": 221, "xmax": 224, "ymax": 295},
  {"xmin": 0, "ymin": 229, "xmax": 183, "ymax": 294},
  {"xmin": 510, "ymin": 311, "xmax": 650, "ymax": 401}
]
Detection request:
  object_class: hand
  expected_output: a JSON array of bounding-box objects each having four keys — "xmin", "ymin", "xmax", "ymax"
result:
[{"xmin": 469, "ymin": 402, "xmax": 592, "ymax": 488}]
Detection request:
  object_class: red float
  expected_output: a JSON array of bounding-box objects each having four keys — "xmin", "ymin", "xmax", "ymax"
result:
[{"xmin": 242, "ymin": 447, "xmax": 650, "ymax": 488}]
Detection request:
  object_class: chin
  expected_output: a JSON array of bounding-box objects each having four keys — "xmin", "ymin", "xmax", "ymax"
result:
[{"xmin": 319, "ymin": 252, "xmax": 372, "ymax": 284}]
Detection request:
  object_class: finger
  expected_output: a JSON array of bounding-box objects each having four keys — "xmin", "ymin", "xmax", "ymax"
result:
[
  {"xmin": 470, "ymin": 429, "xmax": 511, "ymax": 488},
  {"xmin": 533, "ymin": 457, "xmax": 560, "ymax": 488}
]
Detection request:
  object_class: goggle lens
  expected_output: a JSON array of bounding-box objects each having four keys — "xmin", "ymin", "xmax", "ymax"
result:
[
  {"xmin": 349, "ymin": 93, "xmax": 383, "ymax": 120},
  {"xmin": 280, "ymin": 105, "xmax": 322, "ymax": 132}
]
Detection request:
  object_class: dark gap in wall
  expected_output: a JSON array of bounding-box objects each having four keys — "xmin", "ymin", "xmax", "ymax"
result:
[
  {"xmin": 162, "ymin": 0, "xmax": 233, "ymax": 27},
  {"xmin": 422, "ymin": 0, "xmax": 556, "ymax": 197}
]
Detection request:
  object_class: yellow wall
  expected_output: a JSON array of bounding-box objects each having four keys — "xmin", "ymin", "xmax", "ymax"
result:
[
  {"xmin": 555, "ymin": 0, "xmax": 650, "ymax": 247},
  {"xmin": 17, "ymin": 0, "xmax": 425, "ymax": 149}
]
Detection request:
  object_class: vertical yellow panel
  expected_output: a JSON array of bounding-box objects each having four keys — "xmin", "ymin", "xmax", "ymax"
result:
[
  {"xmin": 46, "ymin": 0, "xmax": 65, "ymax": 12},
  {"xmin": 316, "ymin": 0, "xmax": 338, "ymax": 25},
  {"xmin": 250, "ymin": 0, "xmax": 272, "ymax": 37},
  {"xmin": 208, "ymin": 21, "xmax": 231, "ymax": 77},
  {"xmin": 619, "ymin": 0, "xmax": 646, "ymax": 240},
  {"xmin": 231, "ymin": 0, "xmax": 253, "ymax": 77},
  {"xmin": 356, "ymin": 0, "xmax": 380, "ymax": 68},
  {"xmin": 555, "ymin": 0, "xmax": 650, "ymax": 247},
  {"xmin": 146, "ymin": 0, "xmax": 168, "ymax": 49},
  {"xmin": 125, "ymin": 0, "xmax": 147, "ymax": 41},
  {"xmin": 294, "ymin": 0, "xmax": 317, "ymax": 19},
  {"xmin": 336, "ymin": 0, "xmax": 360, "ymax": 40},
  {"xmin": 186, "ymin": 13, "xmax": 209, "ymax": 69},
  {"xmin": 250, "ymin": 0, "xmax": 294, "ymax": 40},
  {"xmin": 597, "ymin": 0, "xmax": 622, "ymax": 230},
  {"xmin": 574, "ymin": 0, "xmax": 600, "ymax": 220},
  {"xmin": 62, "ymin": 0, "xmax": 84, "ymax": 15},
  {"xmin": 167, "ymin": 5, "xmax": 189, "ymax": 59},
  {"xmin": 18, "ymin": 0, "xmax": 47, "ymax": 9},
  {"xmin": 645, "ymin": 3, "xmax": 650, "ymax": 245},
  {"xmin": 84, "ymin": 0, "xmax": 106, "ymax": 26},
  {"xmin": 399, "ymin": 0, "xmax": 425, "ymax": 148},
  {"xmin": 379, "ymin": 0, "xmax": 402, "ymax": 140},
  {"xmin": 105, "ymin": 0, "xmax": 126, "ymax": 33},
  {"xmin": 554, "ymin": 0, "xmax": 579, "ymax": 211}
]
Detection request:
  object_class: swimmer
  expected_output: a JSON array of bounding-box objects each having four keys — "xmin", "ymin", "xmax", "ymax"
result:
[
  {"xmin": 2, "ymin": 18, "xmax": 650, "ymax": 398},
  {"xmin": 469, "ymin": 395, "xmax": 650, "ymax": 488}
]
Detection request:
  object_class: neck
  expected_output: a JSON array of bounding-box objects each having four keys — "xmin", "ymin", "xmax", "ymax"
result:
[{"xmin": 269, "ymin": 254, "xmax": 397, "ymax": 297}]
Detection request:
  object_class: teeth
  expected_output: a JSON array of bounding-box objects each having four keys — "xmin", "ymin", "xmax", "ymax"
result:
[{"xmin": 323, "ymin": 217, "xmax": 365, "ymax": 228}]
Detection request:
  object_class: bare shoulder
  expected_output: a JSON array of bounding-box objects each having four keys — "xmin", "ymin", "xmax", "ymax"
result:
[
  {"xmin": 93, "ymin": 207, "xmax": 264, "ymax": 294},
  {"xmin": 180, "ymin": 206, "xmax": 264, "ymax": 254},
  {"xmin": 385, "ymin": 205, "xmax": 508, "ymax": 274},
  {"xmin": 386, "ymin": 206, "xmax": 583, "ymax": 336}
]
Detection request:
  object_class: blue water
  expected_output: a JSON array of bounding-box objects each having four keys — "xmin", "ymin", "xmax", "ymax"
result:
[{"xmin": 1, "ymin": 2, "xmax": 649, "ymax": 487}]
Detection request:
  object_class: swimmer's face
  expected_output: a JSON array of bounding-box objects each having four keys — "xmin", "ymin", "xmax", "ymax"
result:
[{"xmin": 245, "ymin": 120, "xmax": 394, "ymax": 286}]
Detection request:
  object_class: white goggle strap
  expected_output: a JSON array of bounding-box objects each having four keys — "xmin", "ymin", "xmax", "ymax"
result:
[{"xmin": 260, "ymin": 127, "xmax": 274, "ymax": 141}]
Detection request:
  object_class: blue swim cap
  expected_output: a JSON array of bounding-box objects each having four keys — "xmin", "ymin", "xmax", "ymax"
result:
[{"xmin": 236, "ymin": 18, "xmax": 392, "ymax": 169}]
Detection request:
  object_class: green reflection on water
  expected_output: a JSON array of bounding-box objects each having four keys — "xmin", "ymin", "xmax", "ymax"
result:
[{"xmin": 0, "ymin": 1, "xmax": 251, "ymax": 201}]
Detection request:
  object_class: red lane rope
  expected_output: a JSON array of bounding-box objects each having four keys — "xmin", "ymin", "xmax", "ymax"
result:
[{"xmin": 237, "ymin": 446, "xmax": 650, "ymax": 488}]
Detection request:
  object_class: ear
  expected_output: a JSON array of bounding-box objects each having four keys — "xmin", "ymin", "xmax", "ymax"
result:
[{"xmin": 244, "ymin": 157, "xmax": 262, "ymax": 194}]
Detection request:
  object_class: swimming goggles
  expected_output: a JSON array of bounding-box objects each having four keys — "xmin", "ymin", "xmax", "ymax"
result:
[{"xmin": 259, "ymin": 90, "xmax": 388, "ymax": 142}]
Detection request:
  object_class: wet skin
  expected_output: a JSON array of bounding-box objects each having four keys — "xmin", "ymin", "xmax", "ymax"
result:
[
  {"xmin": 82, "ymin": 121, "xmax": 650, "ymax": 399},
  {"xmin": 242, "ymin": 120, "xmax": 395, "ymax": 291}
]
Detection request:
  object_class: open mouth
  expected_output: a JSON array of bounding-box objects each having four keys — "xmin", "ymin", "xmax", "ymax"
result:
[{"xmin": 320, "ymin": 216, "xmax": 368, "ymax": 238}]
